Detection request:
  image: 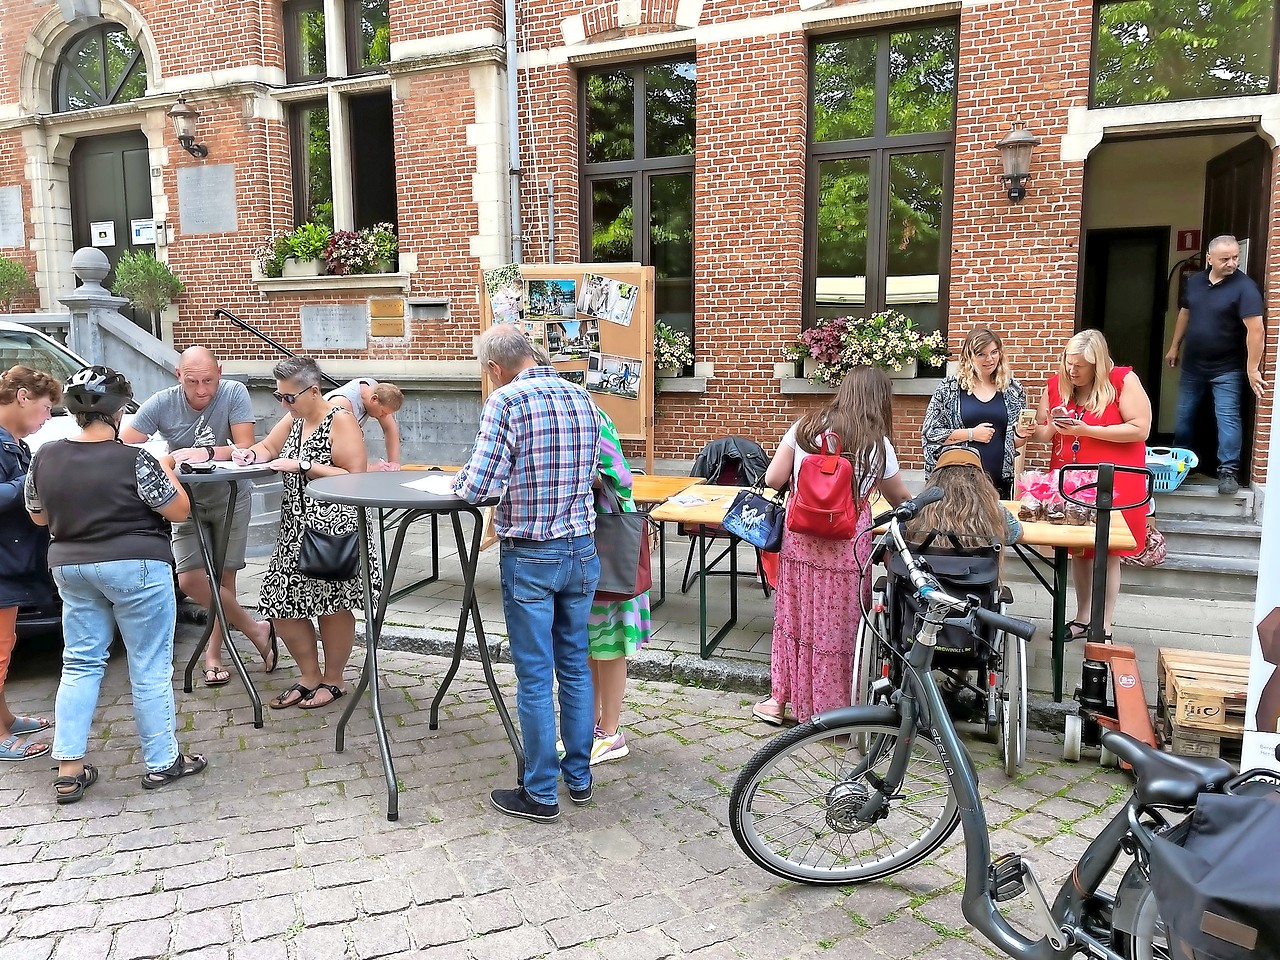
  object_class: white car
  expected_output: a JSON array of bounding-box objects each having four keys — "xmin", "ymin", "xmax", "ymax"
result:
[{"xmin": 0, "ymin": 319, "xmax": 146, "ymax": 451}]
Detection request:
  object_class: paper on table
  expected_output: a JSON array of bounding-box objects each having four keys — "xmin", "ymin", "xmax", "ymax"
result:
[
  {"xmin": 670, "ymin": 493, "xmax": 708, "ymax": 506},
  {"xmin": 401, "ymin": 473, "xmax": 458, "ymax": 496},
  {"xmin": 213, "ymin": 461, "xmax": 269, "ymax": 472}
]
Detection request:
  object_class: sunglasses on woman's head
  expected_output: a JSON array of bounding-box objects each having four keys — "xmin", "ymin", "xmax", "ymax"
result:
[{"xmin": 272, "ymin": 386, "xmax": 313, "ymax": 404}]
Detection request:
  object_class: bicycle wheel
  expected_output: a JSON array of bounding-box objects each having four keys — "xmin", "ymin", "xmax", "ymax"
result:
[
  {"xmin": 1113, "ymin": 863, "xmax": 1172, "ymax": 960},
  {"xmin": 729, "ymin": 719, "xmax": 960, "ymax": 884}
]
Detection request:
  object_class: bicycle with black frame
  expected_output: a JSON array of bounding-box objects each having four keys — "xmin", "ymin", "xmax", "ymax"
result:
[{"xmin": 729, "ymin": 488, "xmax": 1274, "ymax": 960}]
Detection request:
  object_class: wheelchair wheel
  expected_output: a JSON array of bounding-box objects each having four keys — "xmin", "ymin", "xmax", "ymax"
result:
[
  {"xmin": 729, "ymin": 719, "xmax": 960, "ymax": 885},
  {"xmin": 853, "ymin": 586, "xmax": 888, "ymax": 706},
  {"xmin": 1001, "ymin": 628, "xmax": 1027, "ymax": 776}
]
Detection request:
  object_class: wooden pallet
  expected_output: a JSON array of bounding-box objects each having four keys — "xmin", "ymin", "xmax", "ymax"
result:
[
  {"xmin": 1157, "ymin": 648, "xmax": 1250, "ymax": 738},
  {"xmin": 1158, "ymin": 715, "xmax": 1244, "ymax": 763}
]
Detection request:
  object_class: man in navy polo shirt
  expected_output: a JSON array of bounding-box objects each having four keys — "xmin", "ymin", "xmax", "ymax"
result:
[{"xmin": 1166, "ymin": 235, "xmax": 1266, "ymax": 495}]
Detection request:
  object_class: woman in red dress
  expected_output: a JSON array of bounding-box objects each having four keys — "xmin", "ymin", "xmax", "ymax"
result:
[{"xmin": 1032, "ymin": 330, "xmax": 1152, "ymax": 641}]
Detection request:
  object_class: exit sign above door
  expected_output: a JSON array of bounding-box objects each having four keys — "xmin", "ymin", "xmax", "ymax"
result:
[{"xmin": 1176, "ymin": 229, "xmax": 1201, "ymax": 251}]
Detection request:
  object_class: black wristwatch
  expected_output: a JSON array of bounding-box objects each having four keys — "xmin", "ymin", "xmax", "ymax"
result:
[
  {"xmin": 200, "ymin": 445, "xmax": 215, "ymax": 462},
  {"xmin": 298, "ymin": 459, "xmax": 313, "ymax": 477}
]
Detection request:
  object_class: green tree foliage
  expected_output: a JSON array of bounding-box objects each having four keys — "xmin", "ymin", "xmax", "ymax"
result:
[
  {"xmin": 1094, "ymin": 1, "xmax": 1275, "ymax": 107},
  {"xmin": 0, "ymin": 257, "xmax": 35, "ymax": 310},
  {"xmin": 358, "ymin": 0, "xmax": 390, "ymax": 68},
  {"xmin": 56, "ymin": 24, "xmax": 146, "ymax": 111},
  {"xmin": 110, "ymin": 250, "xmax": 183, "ymax": 314}
]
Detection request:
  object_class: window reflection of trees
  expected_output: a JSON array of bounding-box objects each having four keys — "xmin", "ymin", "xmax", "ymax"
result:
[
  {"xmin": 809, "ymin": 24, "xmax": 955, "ymax": 336},
  {"xmin": 1093, "ymin": 0, "xmax": 1276, "ymax": 107},
  {"xmin": 55, "ymin": 24, "xmax": 147, "ymax": 112},
  {"xmin": 582, "ymin": 60, "xmax": 695, "ymax": 346}
]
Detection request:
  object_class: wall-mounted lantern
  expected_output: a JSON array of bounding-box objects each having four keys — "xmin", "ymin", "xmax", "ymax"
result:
[
  {"xmin": 996, "ymin": 124, "xmax": 1040, "ymax": 202},
  {"xmin": 168, "ymin": 98, "xmax": 209, "ymax": 159}
]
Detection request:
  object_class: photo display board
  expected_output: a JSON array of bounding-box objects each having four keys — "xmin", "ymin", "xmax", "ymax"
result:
[{"xmin": 479, "ymin": 262, "xmax": 655, "ymax": 473}]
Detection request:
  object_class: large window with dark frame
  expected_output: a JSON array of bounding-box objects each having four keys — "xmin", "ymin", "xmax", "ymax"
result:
[
  {"xmin": 1091, "ymin": 1, "xmax": 1278, "ymax": 108},
  {"xmin": 581, "ymin": 60, "xmax": 696, "ymax": 349},
  {"xmin": 807, "ymin": 23, "xmax": 957, "ymax": 341},
  {"xmin": 282, "ymin": 0, "xmax": 395, "ymax": 230}
]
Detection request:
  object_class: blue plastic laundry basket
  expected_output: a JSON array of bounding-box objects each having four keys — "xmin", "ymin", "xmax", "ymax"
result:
[{"xmin": 1145, "ymin": 446, "xmax": 1199, "ymax": 493}]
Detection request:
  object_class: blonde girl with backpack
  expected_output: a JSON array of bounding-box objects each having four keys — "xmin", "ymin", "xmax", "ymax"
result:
[{"xmin": 753, "ymin": 366, "xmax": 911, "ymax": 726}]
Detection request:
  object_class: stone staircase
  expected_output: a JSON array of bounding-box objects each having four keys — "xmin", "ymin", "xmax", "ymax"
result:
[{"xmin": 1004, "ymin": 477, "xmax": 1260, "ymax": 602}]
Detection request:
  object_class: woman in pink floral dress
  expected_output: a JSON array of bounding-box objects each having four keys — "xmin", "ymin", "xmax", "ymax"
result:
[{"xmin": 754, "ymin": 367, "xmax": 911, "ymax": 725}]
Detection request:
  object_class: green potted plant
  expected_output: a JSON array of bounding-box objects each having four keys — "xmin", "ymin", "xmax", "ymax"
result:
[
  {"xmin": 362, "ymin": 222, "xmax": 399, "ymax": 273},
  {"xmin": 110, "ymin": 250, "xmax": 184, "ymax": 314},
  {"xmin": 256, "ymin": 233, "xmax": 293, "ymax": 279},
  {"xmin": 782, "ymin": 310, "xmax": 947, "ymax": 385},
  {"xmin": 654, "ymin": 321, "xmax": 694, "ymax": 377},
  {"xmin": 282, "ymin": 222, "xmax": 332, "ymax": 277},
  {"xmin": 0, "ymin": 256, "xmax": 35, "ymax": 310}
]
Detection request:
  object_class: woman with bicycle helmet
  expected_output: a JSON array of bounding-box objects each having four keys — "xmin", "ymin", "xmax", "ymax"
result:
[{"xmin": 24, "ymin": 365, "xmax": 203, "ymax": 804}]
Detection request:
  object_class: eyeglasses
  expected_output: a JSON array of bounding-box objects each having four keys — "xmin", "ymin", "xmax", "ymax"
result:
[{"xmin": 272, "ymin": 386, "xmax": 314, "ymax": 405}]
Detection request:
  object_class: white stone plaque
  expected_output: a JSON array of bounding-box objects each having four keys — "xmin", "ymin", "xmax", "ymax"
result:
[
  {"xmin": 177, "ymin": 164, "xmax": 238, "ymax": 235},
  {"xmin": 301, "ymin": 305, "xmax": 369, "ymax": 350},
  {"xmin": 0, "ymin": 187, "xmax": 23, "ymax": 248}
]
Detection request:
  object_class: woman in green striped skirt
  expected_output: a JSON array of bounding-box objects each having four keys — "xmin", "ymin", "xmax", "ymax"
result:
[{"xmin": 588, "ymin": 411, "xmax": 651, "ymax": 764}]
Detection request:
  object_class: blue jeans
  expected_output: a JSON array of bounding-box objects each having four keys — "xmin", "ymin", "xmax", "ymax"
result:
[
  {"xmin": 1174, "ymin": 368, "xmax": 1245, "ymax": 474},
  {"xmin": 52, "ymin": 560, "xmax": 180, "ymax": 773},
  {"xmin": 499, "ymin": 535, "xmax": 600, "ymax": 805}
]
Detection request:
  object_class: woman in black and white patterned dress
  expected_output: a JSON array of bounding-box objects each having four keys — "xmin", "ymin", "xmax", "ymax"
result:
[{"xmin": 233, "ymin": 357, "xmax": 379, "ymax": 709}]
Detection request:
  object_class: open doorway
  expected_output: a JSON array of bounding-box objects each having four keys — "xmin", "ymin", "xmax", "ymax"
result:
[{"xmin": 1081, "ymin": 130, "xmax": 1271, "ymax": 478}]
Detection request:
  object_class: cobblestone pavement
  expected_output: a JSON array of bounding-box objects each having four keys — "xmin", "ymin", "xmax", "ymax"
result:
[{"xmin": 0, "ymin": 625, "xmax": 1133, "ymax": 960}]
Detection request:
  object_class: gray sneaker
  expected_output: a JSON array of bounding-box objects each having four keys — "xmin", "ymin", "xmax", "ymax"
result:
[{"xmin": 1218, "ymin": 471, "xmax": 1240, "ymax": 495}]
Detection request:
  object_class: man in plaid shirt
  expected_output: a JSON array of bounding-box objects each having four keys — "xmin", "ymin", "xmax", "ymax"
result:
[{"xmin": 454, "ymin": 324, "xmax": 602, "ymax": 822}]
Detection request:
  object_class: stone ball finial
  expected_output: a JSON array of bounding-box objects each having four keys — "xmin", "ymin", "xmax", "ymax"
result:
[{"xmin": 71, "ymin": 247, "xmax": 111, "ymax": 291}]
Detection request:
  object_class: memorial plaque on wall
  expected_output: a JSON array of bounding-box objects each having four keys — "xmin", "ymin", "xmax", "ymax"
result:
[
  {"xmin": 177, "ymin": 165, "xmax": 238, "ymax": 235},
  {"xmin": 0, "ymin": 186, "xmax": 23, "ymax": 248},
  {"xmin": 301, "ymin": 305, "xmax": 369, "ymax": 350}
]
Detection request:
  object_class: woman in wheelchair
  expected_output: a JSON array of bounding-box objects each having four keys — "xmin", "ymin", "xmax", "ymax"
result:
[
  {"xmin": 880, "ymin": 446, "xmax": 1023, "ymax": 732},
  {"xmin": 903, "ymin": 446, "xmax": 1021, "ymax": 548}
]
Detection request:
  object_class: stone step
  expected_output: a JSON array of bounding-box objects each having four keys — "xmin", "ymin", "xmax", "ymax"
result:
[
  {"xmin": 1159, "ymin": 517, "xmax": 1261, "ymax": 562},
  {"xmin": 1005, "ymin": 549, "xmax": 1258, "ymax": 601},
  {"xmin": 1158, "ymin": 479, "xmax": 1253, "ymax": 519}
]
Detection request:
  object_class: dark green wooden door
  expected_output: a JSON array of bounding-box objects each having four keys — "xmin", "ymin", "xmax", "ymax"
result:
[{"xmin": 70, "ymin": 130, "xmax": 154, "ymax": 334}]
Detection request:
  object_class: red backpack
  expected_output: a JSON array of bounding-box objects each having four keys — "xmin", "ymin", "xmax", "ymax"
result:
[{"xmin": 786, "ymin": 433, "xmax": 861, "ymax": 540}]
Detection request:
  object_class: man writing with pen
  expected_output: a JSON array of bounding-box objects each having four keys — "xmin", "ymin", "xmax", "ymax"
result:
[{"xmin": 120, "ymin": 347, "xmax": 277, "ymax": 686}]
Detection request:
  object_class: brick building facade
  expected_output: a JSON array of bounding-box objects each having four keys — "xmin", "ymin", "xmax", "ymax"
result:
[{"xmin": 1, "ymin": 0, "xmax": 1278, "ymax": 479}]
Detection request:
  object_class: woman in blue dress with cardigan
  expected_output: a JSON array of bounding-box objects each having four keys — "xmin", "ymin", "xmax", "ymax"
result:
[{"xmin": 922, "ymin": 326, "xmax": 1030, "ymax": 497}]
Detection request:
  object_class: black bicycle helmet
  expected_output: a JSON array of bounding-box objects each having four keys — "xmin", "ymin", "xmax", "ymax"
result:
[{"xmin": 64, "ymin": 365, "xmax": 133, "ymax": 415}]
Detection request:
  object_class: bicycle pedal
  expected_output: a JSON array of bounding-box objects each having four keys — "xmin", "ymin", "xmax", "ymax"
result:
[{"xmin": 989, "ymin": 853, "xmax": 1027, "ymax": 902}]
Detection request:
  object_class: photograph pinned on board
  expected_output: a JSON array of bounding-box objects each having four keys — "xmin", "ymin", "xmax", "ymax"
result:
[
  {"xmin": 547, "ymin": 319, "xmax": 599, "ymax": 360},
  {"xmin": 483, "ymin": 263, "xmax": 525, "ymax": 325},
  {"xmin": 604, "ymin": 279, "xmax": 639, "ymax": 327},
  {"xmin": 577, "ymin": 273, "xmax": 611, "ymax": 319},
  {"xmin": 527, "ymin": 279, "xmax": 577, "ymax": 319},
  {"xmin": 586, "ymin": 351, "xmax": 643, "ymax": 400},
  {"xmin": 558, "ymin": 369, "xmax": 586, "ymax": 386},
  {"xmin": 518, "ymin": 319, "xmax": 545, "ymax": 346}
]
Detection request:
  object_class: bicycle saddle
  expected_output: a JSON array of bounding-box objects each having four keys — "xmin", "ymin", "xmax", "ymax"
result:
[{"xmin": 1102, "ymin": 730, "xmax": 1235, "ymax": 808}]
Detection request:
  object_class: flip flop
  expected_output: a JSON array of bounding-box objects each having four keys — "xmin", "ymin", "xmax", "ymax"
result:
[
  {"xmin": 54, "ymin": 763, "xmax": 97, "ymax": 804},
  {"xmin": 299, "ymin": 683, "xmax": 345, "ymax": 710},
  {"xmin": 261, "ymin": 623, "xmax": 279, "ymax": 674},
  {"xmin": 203, "ymin": 667, "xmax": 232, "ymax": 687},
  {"xmin": 9, "ymin": 716, "xmax": 52, "ymax": 735},
  {"xmin": 269, "ymin": 682, "xmax": 315, "ymax": 709},
  {"xmin": 0, "ymin": 733, "xmax": 51, "ymax": 762}
]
